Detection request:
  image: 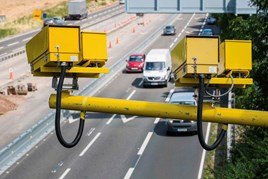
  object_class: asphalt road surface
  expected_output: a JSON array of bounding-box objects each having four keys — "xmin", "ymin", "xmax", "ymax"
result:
[{"xmin": 1, "ymin": 13, "xmax": 209, "ymax": 179}]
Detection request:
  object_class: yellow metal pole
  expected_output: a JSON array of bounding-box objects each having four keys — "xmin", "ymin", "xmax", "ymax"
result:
[{"xmin": 49, "ymin": 92, "xmax": 268, "ymax": 127}]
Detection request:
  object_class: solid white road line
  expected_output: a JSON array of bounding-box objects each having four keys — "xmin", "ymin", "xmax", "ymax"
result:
[
  {"xmin": 79, "ymin": 132, "xmax": 101, "ymax": 157},
  {"xmin": 197, "ymin": 122, "xmax": 212, "ymax": 179},
  {"xmin": 59, "ymin": 168, "xmax": 71, "ymax": 179},
  {"xmin": 137, "ymin": 132, "xmax": 153, "ymax": 155},
  {"xmin": 169, "ymin": 42, "xmax": 175, "ymax": 49},
  {"xmin": 106, "ymin": 114, "xmax": 116, "ymax": 125},
  {"xmin": 154, "ymin": 118, "xmax": 160, "ymax": 124},
  {"xmin": 124, "ymin": 168, "xmax": 135, "ymax": 179},
  {"xmin": 7, "ymin": 41, "xmax": 19, "ymax": 46},
  {"xmin": 126, "ymin": 90, "xmax": 136, "ymax": 100},
  {"xmin": 22, "ymin": 37, "xmax": 32, "ymax": 42}
]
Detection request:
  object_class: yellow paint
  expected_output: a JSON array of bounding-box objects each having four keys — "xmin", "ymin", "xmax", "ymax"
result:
[
  {"xmin": 171, "ymin": 36, "xmax": 219, "ymax": 79},
  {"xmin": 26, "ymin": 26, "xmax": 109, "ymax": 78},
  {"xmin": 49, "ymin": 93, "xmax": 268, "ymax": 127},
  {"xmin": 26, "ymin": 25, "xmax": 81, "ymax": 69},
  {"xmin": 218, "ymin": 40, "xmax": 252, "ymax": 75},
  {"xmin": 81, "ymin": 32, "xmax": 108, "ymax": 62},
  {"xmin": 176, "ymin": 77, "xmax": 252, "ymax": 88},
  {"xmin": 80, "ymin": 111, "xmax": 86, "ymax": 120}
]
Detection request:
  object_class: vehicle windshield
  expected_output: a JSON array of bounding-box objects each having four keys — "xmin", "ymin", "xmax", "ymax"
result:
[
  {"xmin": 165, "ymin": 26, "xmax": 173, "ymax": 29},
  {"xmin": 129, "ymin": 56, "xmax": 143, "ymax": 62},
  {"xmin": 145, "ymin": 62, "xmax": 165, "ymax": 71},
  {"xmin": 204, "ymin": 29, "xmax": 212, "ymax": 32},
  {"xmin": 170, "ymin": 92, "xmax": 195, "ymax": 106}
]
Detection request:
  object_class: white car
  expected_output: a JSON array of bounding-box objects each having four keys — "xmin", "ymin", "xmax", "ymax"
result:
[
  {"xmin": 143, "ymin": 49, "xmax": 172, "ymax": 87},
  {"xmin": 119, "ymin": 0, "xmax": 125, "ymax": 4}
]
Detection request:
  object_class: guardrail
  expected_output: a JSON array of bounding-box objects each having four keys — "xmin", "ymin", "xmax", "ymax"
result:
[
  {"xmin": 0, "ymin": 48, "xmax": 26, "ymax": 62},
  {"xmin": 0, "ymin": 14, "xmax": 178, "ymax": 175}
]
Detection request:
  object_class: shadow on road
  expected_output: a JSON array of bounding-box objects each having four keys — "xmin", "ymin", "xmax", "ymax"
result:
[{"xmin": 154, "ymin": 121, "xmax": 196, "ymax": 137}]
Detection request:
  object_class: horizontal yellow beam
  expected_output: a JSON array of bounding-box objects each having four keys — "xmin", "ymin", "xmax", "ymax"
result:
[
  {"xmin": 176, "ymin": 77, "xmax": 253, "ymax": 88},
  {"xmin": 49, "ymin": 92, "xmax": 268, "ymax": 127},
  {"xmin": 40, "ymin": 66, "xmax": 109, "ymax": 74}
]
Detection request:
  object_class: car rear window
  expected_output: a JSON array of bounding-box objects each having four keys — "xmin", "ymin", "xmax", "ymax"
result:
[
  {"xmin": 169, "ymin": 92, "xmax": 195, "ymax": 105},
  {"xmin": 129, "ymin": 56, "xmax": 143, "ymax": 62}
]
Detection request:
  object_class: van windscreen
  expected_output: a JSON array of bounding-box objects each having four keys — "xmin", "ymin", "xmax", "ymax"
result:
[{"xmin": 145, "ymin": 62, "xmax": 165, "ymax": 70}]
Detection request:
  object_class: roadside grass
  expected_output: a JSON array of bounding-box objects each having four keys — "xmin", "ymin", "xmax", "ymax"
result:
[
  {"xmin": 45, "ymin": 2, "xmax": 68, "ymax": 18},
  {"xmin": 203, "ymin": 123, "xmax": 218, "ymax": 179},
  {"xmin": 0, "ymin": 0, "xmax": 118, "ymax": 40},
  {"xmin": 0, "ymin": 28, "xmax": 17, "ymax": 39}
]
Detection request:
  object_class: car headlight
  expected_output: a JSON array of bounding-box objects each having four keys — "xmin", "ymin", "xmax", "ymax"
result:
[
  {"xmin": 161, "ymin": 75, "xmax": 166, "ymax": 80},
  {"xmin": 138, "ymin": 63, "xmax": 143, "ymax": 67},
  {"xmin": 169, "ymin": 120, "xmax": 173, "ymax": 123}
]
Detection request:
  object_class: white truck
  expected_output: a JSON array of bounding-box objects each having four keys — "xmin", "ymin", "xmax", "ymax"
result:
[
  {"xmin": 143, "ymin": 49, "xmax": 172, "ymax": 87},
  {"xmin": 68, "ymin": 0, "xmax": 88, "ymax": 20}
]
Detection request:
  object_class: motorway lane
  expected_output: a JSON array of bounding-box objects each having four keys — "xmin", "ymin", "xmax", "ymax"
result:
[
  {"xmin": 1, "ymin": 13, "xmax": 209, "ymax": 179},
  {"xmin": 0, "ymin": 13, "xmax": 180, "ymax": 178},
  {"xmin": 0, "ymin": 4, "xmax": 123, "ymax": 56},
  {"xmin": 0, "ymin": 12, "xmax": 173, "ymax": 148},
  {"xmin": 0, "ymin": 11, "xmax": 136, "ymax": 86}
]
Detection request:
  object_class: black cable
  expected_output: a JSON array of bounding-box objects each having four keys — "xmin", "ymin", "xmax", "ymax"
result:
[
  {"xmin": 197, "ymin": 74, "xmax": 227, "ymax": 151},
  {"xmin": 55, "ymin": 65, "xmax": 85, "ymax": 148}
]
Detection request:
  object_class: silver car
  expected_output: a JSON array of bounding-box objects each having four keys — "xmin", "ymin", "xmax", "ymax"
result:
[
  {"xmin": 163, "ymin": 25, "xmax": 176, "ymax": 35},
  {"xmin": 206, "ymin": 17, "xmax": 216, "ymax": 25},
  {"xmin": 200, "ymin": 28, "xmax": 213, "ymax": 36},
  {"xmin": 166, "ymin": 89, "xmax": 197, "ymax": 135},
  {"xmin": 43, "ymin": 17, "xmax": 65, "ymax": 27}
]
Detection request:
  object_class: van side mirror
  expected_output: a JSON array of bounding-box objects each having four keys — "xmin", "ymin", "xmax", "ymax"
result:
[{"xmin": 167, "ymin": 67, "xmax": 170, "ymax": 71}]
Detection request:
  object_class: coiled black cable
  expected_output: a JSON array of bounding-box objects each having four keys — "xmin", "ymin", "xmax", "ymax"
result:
[
  {"xmin": 197, "ymin": 74, "xmax": 227, "ymax": 151},
  {"xmin": 55, "ymin": 65, "xmax": 85, "ymax": 148}
]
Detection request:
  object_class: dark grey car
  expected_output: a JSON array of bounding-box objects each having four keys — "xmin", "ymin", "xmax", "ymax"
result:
[
  {"xmin": 163, "ymin": 25, "xmax": 176, "ymax": 35},
  {"xmin": 166, "ymin": 90, "xmax": 197, "ymax": 135}
]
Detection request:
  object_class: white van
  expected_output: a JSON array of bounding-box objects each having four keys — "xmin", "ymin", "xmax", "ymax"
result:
[{"xmin": 143, "ymin": 49, "xmax": 172, "ymax": 87}]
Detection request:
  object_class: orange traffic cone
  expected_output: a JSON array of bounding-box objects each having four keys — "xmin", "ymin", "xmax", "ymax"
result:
[
  {"xmin": 116, "ymin": 37, "xmax": 119, "ymax": 44},
  {"xmin": 9, "ymin": 68, "xmax": 14, "ymax": 80}
]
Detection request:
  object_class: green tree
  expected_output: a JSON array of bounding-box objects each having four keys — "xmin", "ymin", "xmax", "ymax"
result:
[{"xmin": 214, "ymin": 0, "xmax": 268, "ymax": 178}]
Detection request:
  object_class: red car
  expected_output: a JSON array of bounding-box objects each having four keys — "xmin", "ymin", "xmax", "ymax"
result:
[{"xmin": 125, "ymin": 54, "xmax": 145, "ymax": 72}]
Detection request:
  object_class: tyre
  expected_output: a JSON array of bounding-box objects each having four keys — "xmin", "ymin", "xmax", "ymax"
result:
[
  {"xmin": 163, "ymin": 81, "xmax": 168, "ymax": 87},
  {"xmin": 166, "ymin": 130, "xmax": 174, "ymax": 136}
]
